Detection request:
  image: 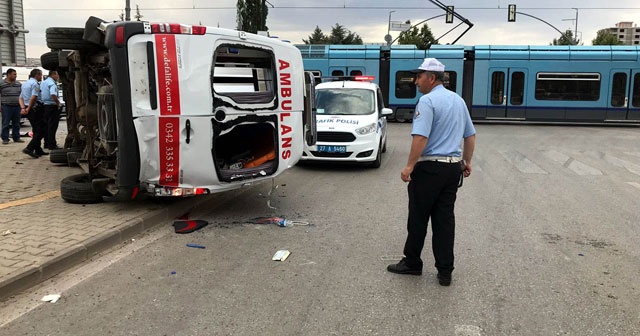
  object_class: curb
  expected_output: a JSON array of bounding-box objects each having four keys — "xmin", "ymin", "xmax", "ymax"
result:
[{"xmin": 0, "ymin": 194, "xmax": 217, "ymax": 301}]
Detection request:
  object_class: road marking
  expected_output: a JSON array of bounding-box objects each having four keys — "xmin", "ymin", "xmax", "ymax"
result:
[
  {"xmin": 500, "ymin": 151, "xmax": 548, "ymax": 174},
  {"xmin": 455, "ymin": 325, "xmax": 483, "ymax": 336},
  {"xmin": 542, "ymin": 150, "xmax": 602, "ymax": 175},
  {"xmin": 627, "ymin": 182, "xmax": 640, "ymax": 190},
  {"xmin": 0, "ymin": 191, "xmax": 60, "ymax": 210}
]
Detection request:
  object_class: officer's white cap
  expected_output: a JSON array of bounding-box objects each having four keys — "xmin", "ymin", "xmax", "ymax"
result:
[{"xmin": 411, "ymin": 58, "xmax": 445, "ymax": 73}]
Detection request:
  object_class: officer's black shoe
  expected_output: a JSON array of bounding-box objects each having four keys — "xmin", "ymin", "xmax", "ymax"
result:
[
  {"xmin": 22, "ymin": 148, "xmax": 39, "ymax": 158},
  {"xmin": 437, "ymin": 272, "xmax": 452, "ymax": 286},
  {"xmin": 387, "ymin": 258, "xmax": 422, "ymax": 275},
  {"xmin": 35, "ymin": 149, "xmax": 49, "ymax": 156}
]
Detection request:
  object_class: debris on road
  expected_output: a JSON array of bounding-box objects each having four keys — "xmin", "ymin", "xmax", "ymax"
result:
[
  {"xmin": 41, "ymin": 294, "xmax": 61, "ymax": 303},
  {"xmin": 2, "ymin": 230, "xmax": 16, "ymax": 236},
  {"xmin": 186, "ymin": 244, "xmax": 206, "ymax": 249},
  {"xmin": 272, "ymin": 250, "xmax": 291, "ymax": 261},
  {"xmin": 173, "ymin": 219, "xmax": 209, "ymax": 234}
]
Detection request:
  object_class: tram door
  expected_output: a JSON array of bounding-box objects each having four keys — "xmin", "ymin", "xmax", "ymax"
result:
[
  {"xmin": 608, "ymin": 69, "xmax": 640, "ymax": 121},
  {"xmin": 487, "ymin": 68, "xmax": 528, "ymax": 119},
  {"xmin": 328, "ymin": 66, "xmax": 366, "ymax": 79}
]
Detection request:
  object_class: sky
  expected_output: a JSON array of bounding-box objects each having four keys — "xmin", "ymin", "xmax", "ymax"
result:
[{"xmin": 21, "ymin": 0, "xmax": 640, "ymax": 59}]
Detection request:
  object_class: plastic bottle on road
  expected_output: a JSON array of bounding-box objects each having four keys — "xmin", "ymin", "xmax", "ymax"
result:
[{"xmin": 277, "ymin": 218, "xmax": 293, "ymax": 227}]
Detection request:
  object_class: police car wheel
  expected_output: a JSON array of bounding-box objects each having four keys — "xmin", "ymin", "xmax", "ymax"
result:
[
  {"xmin": 60, "ymin": 173, "xmax": 104, "ymax": 204},
  {"xmin": 370, "ymin": 143, "xmax": 382, "ymax": 168},
  {"xmin": 382, "ymin": 138, "xmax": 387, "ymax": 153}
]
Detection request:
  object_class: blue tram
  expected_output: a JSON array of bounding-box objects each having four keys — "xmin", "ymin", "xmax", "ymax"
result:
[{"xmin": 295, "ymin": 44, "xmax": 640, "ymax": 123}]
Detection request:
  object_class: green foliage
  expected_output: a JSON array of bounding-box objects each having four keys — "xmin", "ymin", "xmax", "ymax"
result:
[
  {"xmin": 397, "ymin": 21, "xmax": 439, "ymax": 49},
  {"xmin": 236, "ymin": 0, "xmax": 268, "ymax": 33},
  {"xmin": 592, "ymin": 30, "xmax": 623, "ymax": 45},
  {"xmin": 303, "ymin": 23, "xmax": 362, "ymax": 45},
  {"xmin": 303, "ymin": 26, "xmax": 329, "ymax": 44},
  {"xmin": 551, "ymin": 30, "xmax": 580, "ymax": 46}
]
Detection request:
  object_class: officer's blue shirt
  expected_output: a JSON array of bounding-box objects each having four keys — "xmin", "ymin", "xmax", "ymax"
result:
[
  {"xmin": 20, "ymin": 78, "xmax": 40, "ymax": 107},
  {"xmin": 40, "ymin": 77, "xmax": 58, "ymax": 105},
  {"xmin": 411, "ymin": 84, "xmax": 476, "ymax": 157}
]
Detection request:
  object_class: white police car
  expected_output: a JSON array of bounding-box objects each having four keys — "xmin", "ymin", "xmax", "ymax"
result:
[{"xmin": 301, "ymin": 79, "xmax": 392, "ymax": 167}]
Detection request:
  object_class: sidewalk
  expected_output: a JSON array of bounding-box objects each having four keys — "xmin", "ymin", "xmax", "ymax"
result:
[{"xmin": 0, "ymin": 130, "xmax": 213, "ymax": 301}]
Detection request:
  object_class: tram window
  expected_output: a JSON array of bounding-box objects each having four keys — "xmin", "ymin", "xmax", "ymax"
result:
[
  {"xmin": 443, "ymin": 71, "xmax": 457, "ymax": 92},
  {"xmin": 395, "ymin": 71, "xmax": 416, "ymax": 99},
  {"xmin": 332, "ymin": 70, "xmax": 344, "ymax": 77},
  {"xmin": 510, "ymin": 71, "xmax": 525, "ymax": 105},
  {"xmin": 490, "ymin": 72, "xmax": 505, "ymax": 105},
  {"xmin": 610, "ymin": 73, "xmax": 627, "ymax": 107},
  {"xmin": 632, "ymin": 73, "xmax": 640, "ymax": 107},
  {"xmin": 534, "ymin": 72, "xmax": 601, "ymax": 101},
  {"xmin": 350, "ymin": 70, "xmax": 363, "ymax": 76},
  {"xmin": 212, "ymin": 44, "xmax": 275, "ymax": 104}
]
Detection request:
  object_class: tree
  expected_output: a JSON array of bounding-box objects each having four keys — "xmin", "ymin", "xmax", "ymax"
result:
[
  {"xmin": 236, "ymin": 0, "xmax": 268, "ymax": 33},
  {"xmin": 303, "ymin": 26, "xmax": 329, "ymax": 44},
  {"xmin": 303, "ymin": 24, "xmax": 362, "ymax": 44},
  {"xmin": 328, "ymin": 23, "xmax": 363, "ymax": 44},
  {"xmin": 397, "ymin": 21, "xmax": 439, "ymax": 49},
  {"xmin": 551, "ymin": 30, "xmax": 580, "ymax": 46},
  {"xmin": 592, "ymin": 30, "xmax": 622, "ymax": 45}
]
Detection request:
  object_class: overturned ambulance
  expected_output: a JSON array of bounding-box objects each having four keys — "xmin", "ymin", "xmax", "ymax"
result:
[{"xmin": 41, "ymin": 17, "xmax": 316, "ymax": 204}]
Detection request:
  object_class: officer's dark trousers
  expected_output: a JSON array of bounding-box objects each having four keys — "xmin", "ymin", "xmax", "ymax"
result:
[
  {"xmin": 43, "ymin": 104, "xmax": 60, "ymax": 149},
  {"xmin": 26, "ymin": 105, "xmax": 46, "ymax": 152},
  {"xmin": 403, "ymin": 161, "xmax": 461, "ymax": 275}
]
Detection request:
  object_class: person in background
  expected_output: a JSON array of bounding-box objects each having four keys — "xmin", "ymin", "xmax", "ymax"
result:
[
  {"xmin": 20, "ymin": 68, "xmax": 46, "ymax": 158},
  {"xmin": 386, "ymin": 58, "xmax": 476, "ymax": 287},
  {"xmin": 40, "ymin": 70, "xmax": 61, "ymax": 150},
  {"xmin": 0, "ymin": 68, "xmax": 25, "ymax": 144}
]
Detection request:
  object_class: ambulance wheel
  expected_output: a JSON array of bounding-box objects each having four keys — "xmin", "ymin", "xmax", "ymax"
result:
[
  {"xmin": 50, "ymin": 149, "xmax": 70, "ymax": 164},
  {"xmin": 60, "ymin": 173, "xmax": 104, "ymax": 204},
  {"xmin": 46, "ymin": 27, "xmax": 97, "ymax": 50},
  {"xmin": 40, "ymin": 51, "xmax": 60, "ymax": 70},
  {"xmin": 382, "ymin": 138, "xmax": 387, "ymax": 153}
]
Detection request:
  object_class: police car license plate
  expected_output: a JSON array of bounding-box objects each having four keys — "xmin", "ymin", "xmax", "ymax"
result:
[{"xmin": 317, "ymin": 145, "xmax": 346, "ymax": 153}]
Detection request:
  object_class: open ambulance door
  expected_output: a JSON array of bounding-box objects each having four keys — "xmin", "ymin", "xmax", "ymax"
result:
[{"xmin": 304, "ymin": 71, "xmax": 317, "ymax": 146}]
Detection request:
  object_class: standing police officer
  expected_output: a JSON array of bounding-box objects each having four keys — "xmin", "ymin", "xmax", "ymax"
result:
[
  {"xmin": 40, "ymin": 70, "xmax": 61, "ymax": 150},
  {"xmin": 387, "ymin": 58, "xmax": 476, "ymax": 286},
  {"xmin": 20, "ymin": 68, "xmax": 46, "ymax": 158}
]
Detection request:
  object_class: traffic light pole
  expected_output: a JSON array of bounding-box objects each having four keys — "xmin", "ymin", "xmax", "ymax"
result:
[{"xmin": 512, "ymin": 11, "xmax": 574, "ymax": 44}]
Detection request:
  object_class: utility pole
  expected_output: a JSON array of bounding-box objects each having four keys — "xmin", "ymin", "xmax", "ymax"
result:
[
  {"xmin": 125, "ymin": 0, "xmax": 131, "ymax": 21},
  {"xmin": 386, "ymin": 10, "xmax": 395, "ymax": 46}
]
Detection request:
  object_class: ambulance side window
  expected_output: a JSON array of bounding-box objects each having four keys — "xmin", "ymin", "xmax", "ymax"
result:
[{"xmin": 212, "ymin": 45, "xmax": 276, "ymax": 104}]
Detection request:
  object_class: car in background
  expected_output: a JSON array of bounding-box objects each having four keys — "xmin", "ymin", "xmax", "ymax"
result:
[{"xmin": 301, "ymin": 79, "xmax": 392, "ymax": 168}]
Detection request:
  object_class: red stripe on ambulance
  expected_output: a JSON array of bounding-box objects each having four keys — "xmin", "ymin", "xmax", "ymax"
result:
[
  {"xmin": 279, "ymin": 59, "xmax": 292, "ymax": 160},
  {"xmin": 156, "ymin": 34, "xmax": 181, "ymax": 186}
]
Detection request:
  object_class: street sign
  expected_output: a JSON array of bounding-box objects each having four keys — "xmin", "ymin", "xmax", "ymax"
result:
[
  {"xmin": 390, "ymin": 22, "xmax": 412, "ymax": 31},
  {"xmin": 446, "ymin": 6, "xmax": 454, "ymax": 24},
  {"xmin": 508, "ymin": 4, "xmax": 516, "ymax": 22}
]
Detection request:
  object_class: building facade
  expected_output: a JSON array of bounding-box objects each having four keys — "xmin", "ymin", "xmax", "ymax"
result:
[
  {"xmin": 599, "ymin": 22, "xmax": 640, "ymax": 45},
  {"xmin": 0, "ymin": 0, "xmax": 28, "ymax": 67}
]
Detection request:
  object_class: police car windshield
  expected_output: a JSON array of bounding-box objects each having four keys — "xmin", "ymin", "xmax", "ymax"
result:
[{"xmin": 315, "ymin": 88, "xmax": 375, "ymax": 115}]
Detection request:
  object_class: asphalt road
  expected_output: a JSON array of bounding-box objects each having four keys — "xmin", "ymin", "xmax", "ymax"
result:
[{"xmin": 1, "ymin": 123, "xmax": 639, "ymax": 336}]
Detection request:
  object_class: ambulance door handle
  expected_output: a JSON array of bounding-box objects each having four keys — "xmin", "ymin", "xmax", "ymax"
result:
[{"xmin": 185, "ymin": 119, "xmax": 191, "ymax": 144}]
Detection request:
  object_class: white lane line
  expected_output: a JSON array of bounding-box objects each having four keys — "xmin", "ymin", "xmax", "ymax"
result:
[
  {"xmin": 500, "ymin": 151, "xmax": 548, "ymax": 174},
  {"xmin": 455, "ymin": 324, "xmax": 483, "ymax": 336}
]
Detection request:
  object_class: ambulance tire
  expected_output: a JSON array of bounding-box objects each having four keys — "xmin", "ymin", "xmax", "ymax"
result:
[
  {"xmin": 370, "ymin": 142, "xmax": 382, "ymax": 168},
  {"xmin": 46, "ymin": 27, "xmax": 97, "ymax": 50},
  {"xmin": 50, "ymin": 149, "xmax": 70, "ymax": 164},
  {"xmin": 60, "ymin": 173, "xmax": 104, "ymax": 204},
  {"xmin": 382, "ymin": 138, "xmax": 387, "ymax": 153},
  {"xmin": 40, "ymin": 51, "xmax": 60, "ymax": 71}
]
